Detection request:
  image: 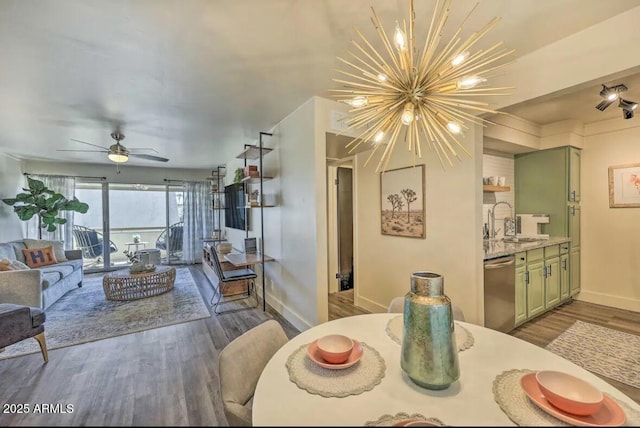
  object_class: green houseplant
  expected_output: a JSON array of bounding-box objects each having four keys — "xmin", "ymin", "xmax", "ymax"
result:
[{"xmin": 2, "ymin": 176, "xmax": 89, "ymax": 239}]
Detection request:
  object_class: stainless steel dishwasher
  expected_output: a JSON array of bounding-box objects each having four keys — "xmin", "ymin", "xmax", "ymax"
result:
[{"xmin": 484, "ymin": 255, "xmax": 516, "ymax": 333}]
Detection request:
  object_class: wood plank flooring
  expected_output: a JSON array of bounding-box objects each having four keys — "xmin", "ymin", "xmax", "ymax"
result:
[
  {"xmin": 0, "ymin": 265, "xmax": 299, "ymax": 427},
  {"xmin": 0, "ymin": 275, "xmax": 637, "ymax": 426}
]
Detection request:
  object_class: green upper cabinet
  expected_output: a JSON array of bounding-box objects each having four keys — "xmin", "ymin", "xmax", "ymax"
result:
[
  {"xmin": 569, "ymin": 147, "xmax": 581, "ymax": 203},
  {"xmin": 515, "ymin": 146, "xmax": 581, "ymax": 239}
]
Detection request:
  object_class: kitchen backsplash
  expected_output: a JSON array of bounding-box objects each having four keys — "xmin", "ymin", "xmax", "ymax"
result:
[{"xmin": 483, "ymin": 153, "xmax": 515, "ymax": 238}]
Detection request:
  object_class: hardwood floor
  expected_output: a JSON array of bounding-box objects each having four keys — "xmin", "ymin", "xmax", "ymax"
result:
[
  {"xmin": 0, "ymin": 275, "xmax": 637, "ymax": 426},
  {"xmin": 0, "ymin": 265, "xmax": 299, "ymax": 427}
]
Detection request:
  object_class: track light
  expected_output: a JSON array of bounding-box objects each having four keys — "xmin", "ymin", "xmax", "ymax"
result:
[
  {"xmin": 596, "ymin": 83, "xmax": 628, "ymax": 111},
  {"xmin": 620, "ymin": 98, "xmax": 637, "ymax": 119}
]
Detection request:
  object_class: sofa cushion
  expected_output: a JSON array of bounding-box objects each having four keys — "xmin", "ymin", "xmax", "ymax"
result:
[
  {"xmin": 57, "ymin": 259, "xmax": 83, "ymax": 271},
  {"xmin": 0, "ymin": 243, "xmax": 17, "ymax": 261},
  {"xmin": 10, "ymin": 260, "xmax": 30, "ymax": 270},
  {"xmin": 24, "ymin": 239, "xmax": 68, "ymax": 262},
  {"xmin": 22, "ymin": 246, "xmax": 58, "ymax": 268},
  {"xmin": 40, "ymin": 270, "xmax": 62, "ymax": 289},
  {"xmin": 9, "ymin": 241, "xmax": 27, "ymax": 263},
  {"xmin": 41, "ymin": 262, "xmax": 75, "ymax": 277}
]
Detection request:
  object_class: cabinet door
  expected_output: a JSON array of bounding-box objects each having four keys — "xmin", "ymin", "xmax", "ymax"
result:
[
  {"xmin": 515, "ymin": 265, "xmax": 527, "ymax": 325},
  {"xmin": 569, "ymin": 147, "xmax": 581, "ymax": 203},
  {"xmin": 570, "ymin": 247, "xmax": 581, "ymax": 296},
  {"xmin": 545, "ymin": 256, "xmax": 560, "ymax": 308},
  {"xmin": 568, "ymin": 204, "xmax": 581, "ymax": 247},
  {"xmin": 527, "ymin": 261, "xmax": 545, "ymax": 318},
  {"xmin": 560, "ymin": 253, "xmax": 570, "ymax": 300}
]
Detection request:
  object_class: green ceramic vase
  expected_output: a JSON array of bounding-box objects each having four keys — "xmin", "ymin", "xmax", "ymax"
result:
[{"xmin": 400, "ymin": 272, "xmax": 460, "ymax": 390}]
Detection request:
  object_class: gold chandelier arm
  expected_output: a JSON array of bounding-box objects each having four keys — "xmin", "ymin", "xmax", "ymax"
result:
[
  {"xmin": 370, "ymin": 8, "xmax": 405, "ymax": 81},
  {"xmin": 353, "ymin": 27, "xmax": 403, "ymax": 84}
]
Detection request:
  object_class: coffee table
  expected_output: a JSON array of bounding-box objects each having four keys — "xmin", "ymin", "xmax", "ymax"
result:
[{"xmin": 103, "ymin": 265, "xmax": 176, "ymax": 301}]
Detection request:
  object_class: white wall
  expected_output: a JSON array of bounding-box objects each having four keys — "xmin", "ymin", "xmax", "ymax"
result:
[
  {"xmin": 353, "ymin": 125, "xmax": 485, "ymax": 324},
  {"xmin": 0, "ymin": 154, "xmax": 27, "ymax": 241},
  {"xmin": 580, "ymin": 119, "xmax": 640, "ymax": 312}
]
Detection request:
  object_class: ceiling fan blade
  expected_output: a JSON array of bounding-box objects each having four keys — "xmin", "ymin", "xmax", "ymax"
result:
[
  {"xmin": 595, "ymin": 99, "xmax": 614, "ymax": 111},
  {"xmin": 56, "ymin": 149, "xmax": 108, "ymax": 153},
  {"xmin": 129, "ymin": 153, "xmax": 170, "ymax": 162},
  {"xmin": 70, "ymin": 138, "xmax": 111, "ymax": 150},
  {"xmin": 128, "ymin": 147, "xmax": 159, "ymax": 154}
]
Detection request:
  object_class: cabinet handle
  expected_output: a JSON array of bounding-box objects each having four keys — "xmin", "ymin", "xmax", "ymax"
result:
[
  {"xmin": 570, "ymin": 190, "xmax": 576, "ymax": 201},
  {"xmin": 548, "ymin": 264, "xmax": 552, "ymax": 276},
  {"xmin": 525, "ymin": 271, "xmax": 529, "ymax": 285},
  {"xmin": 543, "ymin": 266, "xmax": 547, "ymax": 278},
  {"xmin": 571, "ymin": 206, "xmax": 576, "ymax": 216},
  {"xmin": 562, "ymin": 259, "xmax": 567, "ymax": 270}
]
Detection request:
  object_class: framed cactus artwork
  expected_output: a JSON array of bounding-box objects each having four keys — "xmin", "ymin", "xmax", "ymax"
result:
[{"xmin": 380, "ymin": 165, "xmax": 425, "ymax": 238}]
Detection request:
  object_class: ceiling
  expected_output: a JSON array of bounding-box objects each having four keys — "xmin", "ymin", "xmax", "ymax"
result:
[{"xmin": 1, "ymin": 0, "xmax": 640, "ymax": 169}]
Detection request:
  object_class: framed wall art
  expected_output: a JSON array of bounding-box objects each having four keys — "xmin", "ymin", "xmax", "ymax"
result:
[
  {"xmin": 380, "ymin": 164, "xmax": 425, "ymax": 238},
  {"xmin": 609, "ymin": 163, "xmax": 640, "ymax": 208}
]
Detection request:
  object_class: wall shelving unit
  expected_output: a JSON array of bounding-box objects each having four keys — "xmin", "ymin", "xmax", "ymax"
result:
[{"xmin": 236, "ymin": 131, "xmax": 273, "ymax": 311}]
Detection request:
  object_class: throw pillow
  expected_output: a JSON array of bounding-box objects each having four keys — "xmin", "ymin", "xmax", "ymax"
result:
[
  {"xmin": 24, "ymin": 238, "xmax": 68, "ymax": 262},
  {"xmin": 0, "ymin": 259, "xmax": 12, "ymax": 271},
  {"xmin": 9, "ymin": 260, "xmax": 30, "ymax": 270},
  {"xmin": 22, "ymin": 246, "xmax": 58, "ymax": 268}
]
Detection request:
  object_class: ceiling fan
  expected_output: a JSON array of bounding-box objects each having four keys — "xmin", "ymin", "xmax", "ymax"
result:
[{"xmin": 57, "ymin": 131, "xmax": 170, "ymax": 164}]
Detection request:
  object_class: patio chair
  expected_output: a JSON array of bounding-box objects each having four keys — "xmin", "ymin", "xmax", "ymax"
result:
[
  {"xmin": 72, "ymin": 225, "xmax": 118, "ymax": 261},
  {"xmin": 155, "ymin": 221, "xmax": 184, "ymax": 260}
]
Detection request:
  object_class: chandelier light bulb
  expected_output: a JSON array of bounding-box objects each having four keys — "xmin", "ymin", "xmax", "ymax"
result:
[
  {"xmin": 394, "ymin": 22, "xmax": 407, "ymax": 52},
  {"xmin": 374, "ymin": 130, "xmax": 385, "ymax": 143},
  {"xmin": 377, "ymin": 73, "xmax": 388, "ymax": 82},
  {"xmin": 446, "ymin": 121, "xmax": 462, "ymax": 134},
  {"xmin": 457, "ymin": 75, "xmax": 487, "ymax": 90},
  {"xmin": 401, "ymin": 103, "xmax": 415, "ymax": 125},
  {"xmin": 348, "ymin": 96, "xmax": 369, "ymax": 108},
  {"xmin": 451, "ymin": 51, "xmax": 470, "ymax": 67}
]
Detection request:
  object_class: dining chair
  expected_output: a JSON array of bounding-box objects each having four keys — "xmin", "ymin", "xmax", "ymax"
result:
[
  {"xmin": 218, "ymin": 319, "xmax": 289, "ymax": 427},
  {"xmin": 387, "ymin": 296, "xmax": 466, "ymax": 322},
  {"xmin": 209, "ymin": 248, "xmax": 258, "ymax": 314}
]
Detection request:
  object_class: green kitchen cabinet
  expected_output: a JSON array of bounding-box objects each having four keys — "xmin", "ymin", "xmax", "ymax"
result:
[
  {"xmin": 544, "ymin": 256, "xmax": 560, "ymax": 308},
  {"xmin": 526, "ymin": 260, "xmax": 546, "ymax": 318},
  {"xmin": 515, "ymin": 264, "xmax": 527, "ymax": 325},
  {"xmin": 560, "ymin": 252, "xmax": 570, "ymax": 300},
  {"xmin": 515, "ymin": 145, "xmax": 581, "ymax": 297},
  {"xmin": 570, "ymin": 247, "xmax": 581, "ymax": 296}
]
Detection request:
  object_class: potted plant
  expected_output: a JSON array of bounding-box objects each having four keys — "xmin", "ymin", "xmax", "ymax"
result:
[{"xmin": 2, "ymin": 177, "xmax": 89, "ymax": 239}]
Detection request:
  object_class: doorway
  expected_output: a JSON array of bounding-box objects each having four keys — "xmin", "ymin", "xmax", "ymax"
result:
[{"xmin": 337, "ymin": 166, "xmax": 353, "ymax": 291}]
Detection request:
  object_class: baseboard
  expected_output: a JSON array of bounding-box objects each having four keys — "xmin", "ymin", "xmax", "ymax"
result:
[
  {"xmin": 353, "ymin": 293, "xmax": 387, "ymax": 313},
  {"xmin": 263, "ymin": 291, "xmax": 313, "ymax": 332},
  {"xmin": 576, "ymin": 290, "xmax": 640, "ymax": 313}
]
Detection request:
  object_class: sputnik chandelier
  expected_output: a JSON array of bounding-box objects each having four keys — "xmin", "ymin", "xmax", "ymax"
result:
[{"xmin": 331, "ymin": 0, "xmax": 514, "ymax": 171}]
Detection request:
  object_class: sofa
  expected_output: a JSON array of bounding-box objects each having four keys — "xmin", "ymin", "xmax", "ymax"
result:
[{"xmin": 0, "ymin": 239, "xmax": 83, "ymax": 310}]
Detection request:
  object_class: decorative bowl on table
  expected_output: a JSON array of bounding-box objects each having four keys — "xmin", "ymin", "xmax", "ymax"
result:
[
  {"xmin": 216, "ymin": 242, "xmax": 233, "ymax": 254},
  {"xmin": 129, "ymin": 263, "xmax": 156, "ymax": 274},
  {"xmin": 535, "ymin": 370, "xmax": 604, "ymax": 416},
  {"xmin": 316, "ymin": 334, "xmax": 354, "ymax": 364}
]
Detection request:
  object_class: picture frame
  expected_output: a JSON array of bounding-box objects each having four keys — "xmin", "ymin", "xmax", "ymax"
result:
[
  {"xmin": 608, "ymin": 163, "xmax": 640, "ymax": 208},
  {"xmin": 380, "ymin": 164, "xmax": 425, "ymax": 238},
  {"xmin": 244, "ymin": 237, "xmax": 257, "ymax": 254}
]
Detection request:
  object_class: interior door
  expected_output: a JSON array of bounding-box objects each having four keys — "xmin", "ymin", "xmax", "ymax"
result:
[{"xmin": 337, "ymin": 167, "xmax": 353, "ymax": 291}]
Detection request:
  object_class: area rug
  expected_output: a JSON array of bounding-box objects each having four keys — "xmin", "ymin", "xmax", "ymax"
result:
[
  {"xmin": 546, "ymin": 320, "xmax": 640, "ymax": 389},
  {"xmin": 0, "ymin": 267, "xmax": 210, "ymax": 360}
]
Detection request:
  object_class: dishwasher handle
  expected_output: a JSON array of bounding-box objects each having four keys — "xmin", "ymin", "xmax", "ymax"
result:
[{"xmin": 485, "ymin": 258, "xmax": 515, "ymax": 269}]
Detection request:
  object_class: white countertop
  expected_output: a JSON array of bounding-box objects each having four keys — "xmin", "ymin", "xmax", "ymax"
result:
[{"xmin": 484, "ymin": 236, "xmax": 572, "ymax": 260}]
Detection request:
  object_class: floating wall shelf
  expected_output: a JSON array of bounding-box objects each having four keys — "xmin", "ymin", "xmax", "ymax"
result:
[
  {"xmin": 483, "ymin": 185, "xmax": 511, "ymax": 192},
  {"xmin": 236, "ymin": 145, "xmax": 274, "ymax": 161}
]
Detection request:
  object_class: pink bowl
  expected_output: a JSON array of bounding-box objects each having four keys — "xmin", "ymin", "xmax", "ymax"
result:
[
  {"xmin": 316, "ymin": 334, "xmax": 354, "ymax": 364},
  {"xmin": 535, "ymin": 370, "xmax": 604, "ymax": 416}
]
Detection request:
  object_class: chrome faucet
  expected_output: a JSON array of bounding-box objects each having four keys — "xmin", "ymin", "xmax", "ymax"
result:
[{"xmin": 487, "ymin": 201, "xmax": 514, "ymax": 239}]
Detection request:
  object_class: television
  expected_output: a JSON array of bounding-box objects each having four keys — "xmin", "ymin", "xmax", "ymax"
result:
[{"xmin": 224, "ymin": 182, "xmax": 248, "ymax": 230}]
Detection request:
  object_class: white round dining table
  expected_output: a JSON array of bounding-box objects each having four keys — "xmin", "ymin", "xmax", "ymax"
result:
[{"xmin": 252, "ymin": 313, "xmax": 640, "ymax": 426}]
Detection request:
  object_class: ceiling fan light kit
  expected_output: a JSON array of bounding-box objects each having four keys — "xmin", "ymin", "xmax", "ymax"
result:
[
  {"xmin": 331, "ymin": 0, "xmax": 514, "ymax": 171},
  {"xmin": 596, "ymin": 83, "xmax": 636, "ymax": 119}
]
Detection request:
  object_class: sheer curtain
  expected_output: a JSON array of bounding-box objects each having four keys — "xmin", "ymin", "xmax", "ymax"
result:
[
  {"xmin": 28, "ymin": 175, "xmax": 76, "ymax": 249},
  {"xmin": 181, "ymin": 181, "xmax": 213, "ymax": 264}
]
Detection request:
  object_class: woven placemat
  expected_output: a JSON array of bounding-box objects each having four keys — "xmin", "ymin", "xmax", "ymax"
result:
[
  {"xmin": 285, "ymin": 341, "xmax": 386, "ymax": 398},
  {"xmin": 492, "ymin": 368, "xmax": 640, "ymax": 426},
  {"xmin": 385, "ymin": 315, "xmax": 474, "ymax": 352},
  {"xmin": 365, "ymin": 412, "xmax": 446, "ymax": 426}
]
